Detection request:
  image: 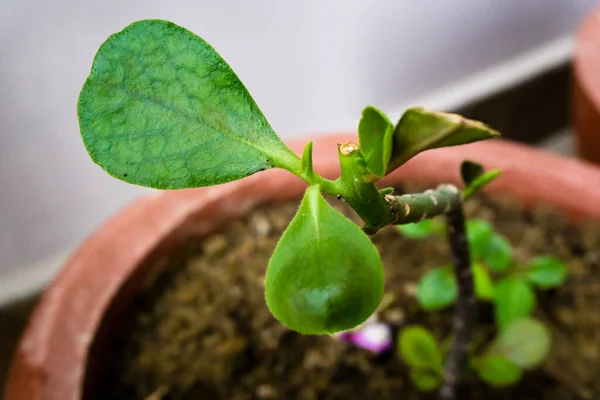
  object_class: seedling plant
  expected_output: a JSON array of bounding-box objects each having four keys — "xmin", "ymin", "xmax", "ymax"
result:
[
  {"xmin": 396, "ymin": 218, "xmax": 567, "ymax": 390},
  {"xmin": 75, "ymin": 19, "xmax": 558, "ymax": 398}
]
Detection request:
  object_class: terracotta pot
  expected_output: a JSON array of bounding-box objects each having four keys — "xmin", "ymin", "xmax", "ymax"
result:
[
  {"xmin": 4, "ymin": 134, "xmax": 600, "ymax": 400},
  {"xmin": 573, "ymin": 5, "xmax": 600, "ymax": 165}
]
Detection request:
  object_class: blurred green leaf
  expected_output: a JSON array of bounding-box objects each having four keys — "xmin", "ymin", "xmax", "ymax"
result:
[
  {"xmin": 475, "ymin": 354, "xmax": 522, "ymax": 387},
  {"xmin": 489, "ymin": 317, "xmax": 551, "ymax": 369},
  {"xmin": 387, "ymin": 108, "xmax": 500, "ymax": 172},
  {"xmin": 397, "ymin": 219, "xmax": 440, "ymax": 239},
  {"xmin": 398, "ymin": 325, "xmax": 443, "ymax": 370},
  {"xmin": 417, "ymin": 266, "xmax": 457, "ymax": 310},
  {"xmin": 410, "ymin": 369, "xmax": 442, "ymax": 392},
  {"xmin": 466, "ymin": 219, "xmax": 494, "ymax": 261},
  {"xmin": 358, "ymin": 106, "xmax": 394, "ymax": 178},
  {"xmin": 483, "ymin": 234, "xmax": 513, "ymax": 273},
  {"xmin": 494, "ymin": 277, "xmax": 535, "ymax": 329},
  {"xmin": 525, "ymin": 256, "xmax": 568, "ymax": 289},
  {"xmin": 473, "ymin": 263, "xmax": 495, "ymax": 300}
]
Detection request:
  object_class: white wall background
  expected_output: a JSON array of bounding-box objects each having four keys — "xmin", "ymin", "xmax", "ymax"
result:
[{"xmin": 0, "ymin": 0, "xmax": 596, "ymax": 277}]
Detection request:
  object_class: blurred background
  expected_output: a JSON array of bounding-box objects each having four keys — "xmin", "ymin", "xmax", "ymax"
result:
[{"xmin": 0, "ymin": 0, "xmax": 598, "ymax": 384}]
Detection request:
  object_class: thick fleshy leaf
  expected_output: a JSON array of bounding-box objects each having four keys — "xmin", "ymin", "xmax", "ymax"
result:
[
  {"xmin": 489, "ymin": 317, "xmax": 551, "ymax": 369},
  {"xmin": 78, "ymin": 20, "xmax": 298, "ymax": 189},
  {"xmin": 265, "ymin": 185, "xmax": 384, "ymax": 334},
  {"xmin": 475, "ymin": 354, "xmax": 522, "ymax": 387},
  {"xmin": 494, "ymin": 277, "xmax": 535, "ymax": 329},
  {"xmin": 358, "ymin": 106, "xmax": 394, "ymax": 178},
  {"xmin": 525, "ymin": 256, "xmax": 568, "ymax": 289},
  {"xmin": 417, "ymin": 266, "xmax": 457, "ymax": 310},
  {"xmin": 483, "ymin": 234, "xmax": 513, "ymax": 273},
  {"xmin": 387, "ymin": 108, "xmax": 500, "ymax": 172},
  {"xmin": 398, "ymin": 325, "xmax": 443, "ymax": 370}
]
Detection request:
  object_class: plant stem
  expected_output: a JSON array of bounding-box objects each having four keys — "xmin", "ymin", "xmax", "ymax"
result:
[
  {"xmin": 439, "ymin": 201, "xmax": 474, "ymax": 400},
  {"xmin": 391, "ymin": 184, "xmax": 462, "ymax": 225},
  {"xmin": 336, "ymin": 142, "xmax": 395, "ymax": 231}
]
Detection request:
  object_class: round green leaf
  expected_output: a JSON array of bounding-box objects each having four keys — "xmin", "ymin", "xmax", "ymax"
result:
[
  {"xmin": 265, "ymin": 185, "xmax": 384, "ymax": 334},
  {"xmin": 525, "ymin": 256, "xmax": 568, "ymax": 289},
  {"xmin": 473, "ymin": 263, "xmax": 494, "ymax": 300},
  {"xmin": 489, "ymin": 317, "xmax": 551, "ymax": 369},
  {"xmin": 78, "ymin": 20, "xmax": 299, "ymax": 189},
  {"xmin": 483, "ymin": 234, "xmax": 513, "ymax": 273},
  {"xmin": 494, "ymin": 277, "xmax": 535, "ymax": 329},
  {"xmin": 410, "ymin": 369, "xmax": 442, "ymax": 392},
  {"xmin": 467, "ymin": 219, "xmax": 493, "ymax": 261},
  {"xmin": 417, "ymin": 266, "xmax": 457, "ymax": 310},
  {"xmin": 397, "ymin": 219, "xmax": 438, "ymax": 239},
  {"xmin": 475, "ymin": 354, "xmax": 522, "ymax": 387},
  {"xmin": 398, "ymin": 326, "xmax": 443, "ymax": 370}
]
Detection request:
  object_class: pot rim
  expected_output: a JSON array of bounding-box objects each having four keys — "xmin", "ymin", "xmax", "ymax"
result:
[{"xmin": 5, "ymin": 134, "xmax": 600, "ymax": 400}]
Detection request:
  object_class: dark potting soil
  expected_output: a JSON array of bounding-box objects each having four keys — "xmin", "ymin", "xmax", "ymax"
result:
[{"xmin": 93, "ymin": 190, "xmax": 600, "ymax": 400}]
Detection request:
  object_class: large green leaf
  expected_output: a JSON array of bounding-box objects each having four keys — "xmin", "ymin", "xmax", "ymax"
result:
[
  {"xmin": 387, "ymin": 108, "xmax": 500, "ymax": 172},
  {"xmin": 78, "ymin": 19, "xmax": 299, "ymax": 189},
  {"xmin": 265, "ymin": 185, "xmax": 384, "ymax": 334},
  {"xmin": 358, "ymin": 106, "xmax": 394, "ymax": 178}
]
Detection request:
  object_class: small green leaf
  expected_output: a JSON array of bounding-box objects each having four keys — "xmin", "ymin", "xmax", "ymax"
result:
[
  {"xmin": 417, "ymin": 266, "xmax": 457, "ymax": 310},
  {"xmin": 473, "ymin": 263, "xmax": 495, "ymax": 300},
  {"xmin": 78, "ymin": 20, "xmax": 300, "ymax": 189},
  {"xmin": 397, "ymin": 219, "xmax": 439, "ymax": 239},
  {"xmin": 398, "ymin": 326, "xmax": 443, "ymax": 370},
  {"xmin": 301, "ymin": 141, "xmax": 314, "ymax": 177},
  {"xmin": 387, "ymin": 108, "xmax": 500, "ymax": 172},
  {"xmin": 475, "ymin": 354, "xmax": 522, "ymax": 387},
  {"xmin": 265, "ymin": 185, "xmax": 384, "ymax": 334},
  {"xmin": 489, "ymin": 317, "xmax": 551, "ymax": 369},
  {"xmin": 461, "ymin": 160, "xmax": 485, "ymax": 186},
  {"xmin": 410, "ymin": 369, "xmax": 442, "ymax": 392},
  {"xmin": 525, "ymin": 256, "xmax": 568, "ymax": 289},
  {"xmin": 358, "ymin": 106, "xmax": 394, "ymax": 178},
  {"xmin": 494, "ymin": 277, "xmax": 535, "ymax": 329},
  {"xmin": 483, "ymin": 234, "xmax": 513, "ymax": 273},
  {"xmin": 466, "ymin": 219, "xmax": 494, "ymax": 261},
  {"xmin": 463, "ymin": 169, "xmax": 502, "ymax": 201}
]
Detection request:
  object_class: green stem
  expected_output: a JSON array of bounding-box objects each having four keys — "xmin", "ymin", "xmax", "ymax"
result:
[
  {"xmin": 336, "ymin": 142, "xmax": 394, "ymax": 232},
  {"xmin": 390, "ymin": 184, "xmax": 462, "ymax": 225}
]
